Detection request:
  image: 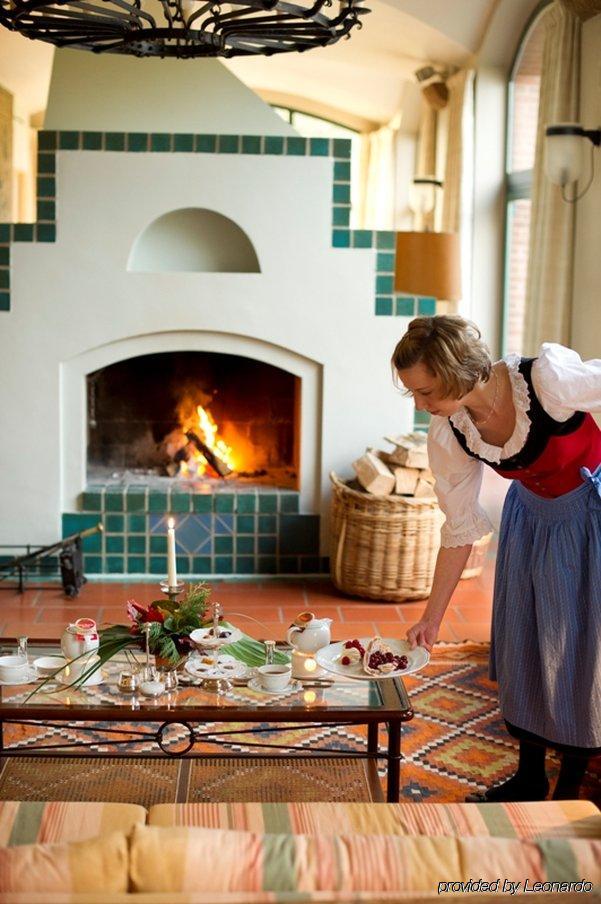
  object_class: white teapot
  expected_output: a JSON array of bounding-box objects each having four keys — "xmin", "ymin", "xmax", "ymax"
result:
[
  {"xmin": 286, "ymin": 611, "xmax": 332, "ymax": 654},
  {"xmin": 61, "ymin": 617, "xmax": 99, "ymax": 662}
]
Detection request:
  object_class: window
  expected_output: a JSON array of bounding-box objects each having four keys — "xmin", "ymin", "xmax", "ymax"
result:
[{"xmin": 503, "ymin": 4, "xmax": 549, "ymax": 355}]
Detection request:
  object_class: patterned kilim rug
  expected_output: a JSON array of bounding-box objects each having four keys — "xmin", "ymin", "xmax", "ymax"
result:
[{"xmin": 1, "ymin": 642, "xmax": 599, "ymax": 805}]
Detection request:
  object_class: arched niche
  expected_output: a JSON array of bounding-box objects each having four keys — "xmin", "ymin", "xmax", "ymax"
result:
[{"xmin": 127, "ymin": 208, "xmax": 261, "ymax": 273}]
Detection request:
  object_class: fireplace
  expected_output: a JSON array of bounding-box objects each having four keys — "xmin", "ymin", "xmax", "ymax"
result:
[{"xmin": 87, "ymin": 352, "xmax": 300, "ymax": 490}]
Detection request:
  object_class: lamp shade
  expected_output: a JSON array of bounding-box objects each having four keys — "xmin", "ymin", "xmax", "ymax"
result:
[
  {"xmin": 544, "ymin": 124, "xmax": 585, "ymax": 186},
  {"xmin": 395, "ymin": 231, "xmax": 461, "ymax": 302}
]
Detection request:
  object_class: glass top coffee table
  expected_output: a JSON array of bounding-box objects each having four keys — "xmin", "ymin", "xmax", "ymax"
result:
[{"xmin": 0, "ymin": 641, "xmax": 414, "ymax": 802}]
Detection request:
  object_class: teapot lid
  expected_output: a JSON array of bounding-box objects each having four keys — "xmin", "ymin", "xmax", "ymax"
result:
[
  {"xmin": 292, "ymin": 611, "xmax": 315, "ymax": 628},
  {"xmin": 66, "ymin": 617, "xmax": 97, "ymax": 634}
]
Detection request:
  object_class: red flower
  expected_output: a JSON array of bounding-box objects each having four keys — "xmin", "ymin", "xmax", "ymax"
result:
[{"xmin": 145, "ymin": 606, "xmax": 165, "ymax": 624}]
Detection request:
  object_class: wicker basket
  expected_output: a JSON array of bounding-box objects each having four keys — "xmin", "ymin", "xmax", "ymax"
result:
[
  {"xmin": 460, "ymin": 531, "xmax": 494, "ymax": 579},
  {"xmin": 329, "ymin": 472, "xmax": 444, "ymax": 602}
]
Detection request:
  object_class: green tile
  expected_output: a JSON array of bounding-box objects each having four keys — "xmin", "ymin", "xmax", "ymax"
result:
[
  {"xmin": 83, "ymin": 555, "xmax": 102, "ymax": 573},
  {"xmin": 38, "ymin": 131, "xmax": 57, "ymax": 151},
  {"xmin": 37, "ymin": 177, "xmax": 55, "ymax": 198},
  {"xmin": 333, "ymin": 138, "xmax": 352, "ymax": 159},
  {"xmin": 332, "ymin": 206, "xmax": 350, "ymax": 227},
  {"xmin": 333, "ymin": 161, "xmax": 351, "ymax": 181},
  {"xmin": 126, "ymin": 491, "xmax": 146, "ymax": 512},
  {"xmin": 176, "ymin": 556, "xmax": 191, "ymax": 574},
  {"xmin": 375, "ymin": 297, "xmax": 393, "ymax": 316},
  {"xmin": 0, "ymin": 291, "xmax": 9, "ymax": 311},
  {"xmin": 127, "ymin": 555, "xmax": 146, "ymax": 573},
  {"xmin": 414, "ymin": 409, "xmax": 431, "ymax": 425},
  {"xmin": 395, "ymin": 296, "xmax": 415, "ymax": 316},
  {"xmin": 236, "ymin": 536, "xmax": 255, "ymax": 555},
  {"xmin": 217, "ymin": 135, "xmax": 239, "ymax": 153},
  {"xmin": 82, "ymin": 132, "xmax": 103, "ymax": 150},
  {"xmin": 377, "ymin": 252, "xmax": 395, "ymax": 273},
  {"xmin": 264, "ymin": 136, "xmax": 284, "ymax": 155},
  {"xmin": 195, "ymin": 134, "xmax": 216, "ymax": 152},
  {"xmin": 127, "ymin": 514, "xmax": 146, "ymax": 532},
  {"xmin": 286, "ymin": 136, "xmax": 306, "ymax": 155},
  {"xmin": 279, "ymin": 556, "xmax": 299, "ymax": 574},
  {"xmin": 107, "ymin": 555, "xmax": 124, "ymax": 573},
  {"xmin": 127, "ymin": 535, "xmax": 146, "ymax": 554},
  {"xmin": 215, "ymin": 555, "xmax": 233, "ymax": 574},
  {"xmin": 59, "ymin": 131, "xmax": 79, "ymax": 150},
  {"xmin": 215, "ymin": 535, "xmax": 233, "ymax": 554},
  {"xmin": 192, "ymin": 556, "xmax": 212, "ymax": 573},
  {"xmin": 258, "ymin": 514, "xmax": 276, "ymax": 533},
  {"xmin": 241, "ymin": 135, "xmax": 261, "ymax": 154},
  {"xmin": 105, "ymin": 132, "xmax": 126, "ymax": 151},
  {"xmin": 332, "ymin": 229, "xmax": 350, "ymax": 248},
  {"xmin": 170, "ymin": 492, "xmax": 190, "ymax": 513},
  {"xmin": 0, "ymin": 247, "xmax": 8, "ymax": 265},
  {"xmin": 279, "ymin": 494, "xmax": 299, "ymax": 513},
  {"xmin": 236, "ymin": 515, "xmax": 255, "ymax": 534},
  {"xmin": 0, "ymin": 270, "xmax": 9, "ymax": 290},
  {"xmin": 418, "ymin": 296, "xmax": 437, "ymax": 315},
  {"xmin": 193, "ymin": 494, "xmax": 212, "ymax": 513},
  {"xmin": 279, "ymin": 514, "xmax": 320, "ymax": 555},
  {"xmin": 300, "ymin": 556, "xmax": 321, "ymax": 574},
  {"xmin": 376, "ymin": 274, "xmax": 394, "ymax": 294},
  {"xmin": 258, "ymin": 535, "xmax": 276, "ymax": 555},
  {"xmin": 310, "ymin": 137, "xmax": 329, "ymax": 156},
  {"xmin": 82, "ymin": 491, "xmax": 102, "ymax": 512},
  {"xmin": 235, "ymin": 556, "xmax": 255, "ymax": 574},
  {"xmin": 127, "ymin": 133, "xmax": 148, "ymax": 152},
  {"xmin": 13, "ymin": 224, "xmax": 34, "ymax": 242},
  {"xmin": 148, "ymin": 492, "xmax": 168, "ymax": 513},
  {"xmin": 105, "ymin": 514, "xmax": 124, "ymax": 532},
  {"xmin": 173, "ymin": 133, "xmax": 194, "ymax": 152},
  {"xmin": 82, "ymin": 531, "xmax": 102, "ymax": 553},
  {"xmin": 376, "ymin": 231, "xmax": 395, "ymax": 250},
  {"xmin": 258, "ymin": 494, "xmax": 277, "ymax": 513},
  {"xmin": 36, "ymin": 224, "xmax": 56, "ymax": 242},
  {"xmin": 150, "ymin": 556, "xmax": 167, "ymax": 574},
  {"xmin": 150, "ymin": 535, "xmax": 167, "ymax": 553},
  {"xmin": 106, "ymin": 535, "xmax": 124, "ymax": 554},
  {"xmin": 215, "ymin": 494, "xmax": 234, "ymax": 513},
  {"xmin": 333, "ymin": 183, "xmax": 351, "ymax": 204},
  {"xmin": 105, "ymin": 491, "xmax": 124, "ymax": 512},
  {"xmin": 62, "ymin": 513, "xmax": 99, "ymax": 537},
  {"xmin": 258, "ymin": 556, "xmax": 277, "ymax": 574},
  {"xmin": 37, "ymin": 153, "xmax": 56, "ymax": 174},
  {"xmin": 321, "ymin": 557, "xmax": 330, "ymax": 573},
  {"xmin": 353, "ymin": 230, "xmax": 373, "ymax": 248},
  {"xmin": 236, "ymin": 494, "xmax": 256, "ymax": 513},
  {"xmin": 151, "ymin": 133, "xmax": 171, "ymax": 152},
  {"xmin": 0, "ymin": 225, "xmax": 9, "ymax": 241},
  {"xmin": 37, "ymin": 200, "xmax": 56, "ymax": 221}
]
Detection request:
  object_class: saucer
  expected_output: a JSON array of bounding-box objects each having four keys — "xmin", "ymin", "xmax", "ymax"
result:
[
  {"xmin": 0, "ymin": 667, "xmax": 39, "ymax": 686},
  {"xmin": 247, "ymin": 677, "xmax": 302, "ymax": 697},
  {"xmin": 55, "ymin": 668, "xmax": 104, "ymax": 687}
]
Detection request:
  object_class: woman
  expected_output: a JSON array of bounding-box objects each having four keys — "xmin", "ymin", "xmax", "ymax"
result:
[{"xmin": 392, "ymin": 315, "xmax": 601, "ymax": 802}]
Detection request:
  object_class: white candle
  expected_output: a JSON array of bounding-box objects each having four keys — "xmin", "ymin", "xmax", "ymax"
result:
[{"xmin": 167, "ymin": 517, "xmax": 177, "ymax": 588}]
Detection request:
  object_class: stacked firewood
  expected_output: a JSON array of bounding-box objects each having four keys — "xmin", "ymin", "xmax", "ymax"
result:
[{"xmin": 351, "ymin": 433, "xmax": 436, "ymax": 498}]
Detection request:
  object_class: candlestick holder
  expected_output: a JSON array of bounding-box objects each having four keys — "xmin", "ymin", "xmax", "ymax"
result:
[{"xmin": 159, "ymin": 579, "xmax": 186, "ymax": 604}]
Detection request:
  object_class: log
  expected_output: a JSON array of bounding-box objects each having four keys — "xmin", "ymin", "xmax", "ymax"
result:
[
  {"xmin": 186, "ymin": 430, "xmax": 232, "ymax": 478},
  {"xmin": 352, "ymin": 451, "xmax": 395, "ymax": 496},
  {"xmin": 393, "ymin": 466, "xmax": 420, "ymax": 495},
  {"xmin": 414, "ymin": 477, "xmax": 437, "ymax": 498},
  {"xmin": 383, "ymin": 434, "xmax": 429, "ymax": 469}
]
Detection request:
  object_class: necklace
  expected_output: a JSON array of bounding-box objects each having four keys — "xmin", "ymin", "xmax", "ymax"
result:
[{"xmin": 470, "ymin": 367, "xmax": 499, "ymax": 428}]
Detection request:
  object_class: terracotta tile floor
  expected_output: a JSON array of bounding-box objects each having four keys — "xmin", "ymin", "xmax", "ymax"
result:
[{"xmin": 0, "ymin": 559, "xmax": 495, "ymax": 645}]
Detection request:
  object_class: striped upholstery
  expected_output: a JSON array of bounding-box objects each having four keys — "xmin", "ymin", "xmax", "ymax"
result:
[
  {"xmin": 147, "ymin": 800, "xmax": 601, "ymax": 840},
  {"xmin": 0, "ymin": 802, "xmax": 147, "ymax": 846}
]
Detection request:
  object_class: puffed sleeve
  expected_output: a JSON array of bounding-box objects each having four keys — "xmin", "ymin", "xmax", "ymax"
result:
[
  {"xmin": 531, "ymin": 342, "xmax": 601, "ymax": 422},
  {"xmin": 427, "ymin": 417, "xmax": 494, "ymax": 548}
]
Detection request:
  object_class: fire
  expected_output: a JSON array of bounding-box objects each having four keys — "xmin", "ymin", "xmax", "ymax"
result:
[{"xmin": 180, "ymin": 403, "xmax": 236, "ymax": 477}]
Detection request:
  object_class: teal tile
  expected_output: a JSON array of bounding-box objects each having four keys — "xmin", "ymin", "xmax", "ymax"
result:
[
  {"xmin": 332, "ymin": 229, "xmax": 350, "ymax": 248},
  {"xmin": 237, "ymin": 515, "xmax": 255, "ymax": 534},
  {"xmin": 376, "ymin": 274, "xmax": 394, "ymax": 294},
  {"xmin": 333, "ymin": 138, "xmax": 352, "ymax": 159},
  {"xmin": 127, "ymin": 133, "xmax": 148, "ymax": 152},
  {"xmin": 279, "ymin": 556, "xmax": 299, "ymax": 574},
  {"xmin": 107, "ymin": 555, "xmax": 124, "ymax": 573},
  {"xmin": 218, "ymin": 135, "xmax": 239, "ymax": 153},
  {"xmin": 280, "ymin": 514, "xmax": 319, "ymax": 555},
  {"xmin": 0, "ymin": 291, "xmax": 9, "ymax": 311},
  {"xmin": 126, "ymin": 491, "xmax": 146, "ymax": 512},
  {"xmin": 82, "ymin": 531, "xmax": 102, "ymax": 553},
  {"xmin": 59, "ymin": 131, "xmax": 79, "ymax": 150},
  {"xmin": 151, "ymin": 133, "xmax": 171, "ymax": 152},
  {"xmin": 300, "ymin": 556, "xmax": 321, "ymax": 574},
  {"xmin": 377, "ymin": 252, "xmax": 395, "ymax": 273},
  {"xmin": 127, "ymin": 514, "xmax": 146, "ymax": 532},
  {"xmin": 127, "ymin": 555, "xmax": 146, "ymax": 573},
  {"xmin": 82, "ymin": 132, "xmax": 102, "ymax": 150},
  {"xmin": 236, "ymin": 536, "xmax": 255, "ymax": 555},
  {"xmin": 333, "ymin": 183, "xmax": 351, "ymax": 204},
  {"xmin": 170, "ymin": 492, "xmax": 190, "ymax": 513},
  {"xmin": 83, "ymin": 555, "xmax": 102, "ymax": 573},
  {"xmin": 418, "ymin": 296, "xmax": 437, "ymax": 315},
  {"xmin": 105, "ymin": 133, "xmax": 126, "ymax": 151},
  {"xmin": 215, "ymin": 535, "xmax": 233, "ymax": 554},
  {"xmin": 375, "ymin": 297, "xmax": 393, "ymax": 316},
  {"xmin": 353, "ymin": 230, "xmax": 373, "ymax": 248},
  {"xmin": 310, "ymin": 137, "xmax": 329, "ymax": 156},
  {"xmin": 37, "ymin": 153, "xmax": 56, "ymax": 174},
  {"xmin": 82, "ymin": 491, "xmax": 102, "ymax": 512},
  {"xmin": 258, "ymin": 495, "xmax": 277, "ymax": 513},
  {"xmin": 215, "ymin": 555, "xmax": 233, "ymax": 574},
  {"xmin": 62, "ymin": 513, "xmax": 99, "ymax": 537},
  {"xmin": 13, "ymin": 224, "xmax": 34, "ymax": 242},
  {"xmin": 414, "ymin": 409, "xmax": 431, "ymax": 425},
  {"xmin": 332, "ymin": 206, "xmax": 350, "ymax": 227},
  {"xmin": 0, "ymin": 225, "xmax": 9, "ymax": 241},
  {"xmin": 258, "ymin": 535, "xmax": 276, "ymax": 555},
  {"xmin": 333, "ymin": 161, "xmax": 351, "ymax": 181},
  {"xmin": 37, "ymin": 177, "xmax": 55, "ymax": 198},
  {"xmin": 148, "ymin": 492, "xmax": 168, "ymax": 513},
  {"xmin": 176, "ymin": 556, "xmax": 191, "ymax": 574},
  {"xmin": 395, "ymin": 296, "xmax": 415, "ymax": 316},
  {"xmin": 258, "ymin": 515, "xmax": 276, "ymax": 533},
  {"xmin": 215, "ymin": 494, "xmax": 234, "ymax": 513},
  {"xmin": 241, "ymin": 135, "xmax": 261, "ymax": 154},
  {"xmin": 195, "ymin": 134, "xmax": 216, "ymax": 152},
  {"xmin": 105, "ymin": 514, "xmax": 124, "ymax": 532},
  {"xmin": 127, "ymin": 535, "xmax": 146, "ymax": 554},
  {"xmin": 38, "ymin": 131, "xmax": 57, "ymax": 151},
  {"xmin": 264, "ymin": 136, "xmax": 284, "ymax": 155},
  {"xmin": 192, "ymin": 556, "xmax": 212, "ymax": 573},
  {"xmin": 236, "ymin": 494, "xmax": 256, "ymax": 513},
  {"xmin": 258, "ymin": 556, "xmax": 277, "ymax": 574},
  {"xmin": 0, "ymin": 247, "xmax": 8, "ymax": 265},
  {"xmin": 173, "ymin": 133, "xmax": 194, "ymax": 152},
  {"xmin": 0, "ymin": 270, "xmax": 9, "ymax": 290},
  {"xmin": 193, "ymin": 494, "xmax": 212, "ymax": 513},
  {"xmin": 36, "ymin": 224, "xmax": 56, "ymax": 242},
  {"xmin": 37, "ymin": 200, "xmax": 55, "ymax": 221},
  {"xmin": 286, "ymin": 136, "xmax": 306, "ymax": 155},
  {"xmin": 105, "ymin": 491, "xmax": 124, "ymax": 512},
  {"xmin": 376, "ymin": 231, "xmax": 395, "ymax": 250},
  {"xmin": 150, "ymin": 535, "xmax": 167, "ymax": 553},
  {"xmin": 150, "ymin": 556, "xmax": 167, "ymax": 574},
  {"xmin": 235, "ymin": 556, "xmax": 255, "ymax": 574},
  {"xmin": 279, "ymin": 494, "xmax": 299, "ymax": 513},
  {"xmin": 106, "ymin": 535, "xmax": 124, "ymax": 554}
]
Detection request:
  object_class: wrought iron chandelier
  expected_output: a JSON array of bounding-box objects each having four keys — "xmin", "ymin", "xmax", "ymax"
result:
[{"xmin": 0, "ymin": 1, "xmax": 370, "ymax": 59}]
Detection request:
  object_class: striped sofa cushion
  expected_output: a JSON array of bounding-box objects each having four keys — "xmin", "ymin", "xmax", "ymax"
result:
[
  {"xmin": 0, "ymin": 801, "xmax": 147, "ymax": 846},
  {"xmin": 130, "ymin": 824, "xmax": 601, "ymax": 895},
  {"xmin": 147, "ymin": 800, "xmax": 601, "ymax": 839}
]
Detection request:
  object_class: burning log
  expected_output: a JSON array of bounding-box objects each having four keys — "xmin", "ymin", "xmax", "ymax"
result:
[{"xmin": 185, "ymin": 430, "xmax": 233, "ymax": 479}]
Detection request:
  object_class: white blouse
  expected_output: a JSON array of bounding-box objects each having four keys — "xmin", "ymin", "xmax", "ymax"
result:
[{"xmin": 428, "ymin": 343, "xmax": 601, "ymax": 548}]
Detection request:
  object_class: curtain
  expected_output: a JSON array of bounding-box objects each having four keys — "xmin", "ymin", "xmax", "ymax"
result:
[
  {"xmin": 523, "ymin": 1, "xmax": 581, "ymax": 354},
  {"xmin": 559, "ymin": 0, "xmax": 601, "ymax": 19},
  {"xmin": 355, "ymin": 121, "xmax": 398, "ymax": 230},
  {"xmin": 413, "ymin": 101, "xmax": 438, "ymax": 231}
]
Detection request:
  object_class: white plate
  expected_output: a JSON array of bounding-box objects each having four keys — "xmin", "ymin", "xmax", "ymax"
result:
[
  {"xmin": 316, "ymin": 638, "xmax": 430, "ymax": 681},
  {"xmin": 189, "ymin": 625, "xmax": 243, "ymax": 649},
  {"xmin": 247, "ymin": 677, "xmax": 302, "ymax": 697},
  {"xmin": 0, "ymin": 667, "xmax": 39, "ymax": 686},
  {"xmin": 33, "ymin": 655, "xmax": 68, "ymax": 677},
  {"xmin": 185, "ymin": 654, "xmax": 249, "ymax": 681}
]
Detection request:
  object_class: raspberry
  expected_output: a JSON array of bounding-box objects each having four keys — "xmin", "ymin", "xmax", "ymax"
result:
[
  {"xmin": 344, "ymin": 639, "xmax": 365, "ymax": 656},
  {"xmin": 340, "ymin": 655, "xmax": 351, "ymax": 666}
]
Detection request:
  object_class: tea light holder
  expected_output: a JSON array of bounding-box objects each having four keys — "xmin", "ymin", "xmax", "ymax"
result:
[
  {"xmin": 159, "ymin": 579, "xmax": 185, "ymax": 604},
  {"xmin": 291, "ymin": 649, "xmax": 327, "ymax": 680}
]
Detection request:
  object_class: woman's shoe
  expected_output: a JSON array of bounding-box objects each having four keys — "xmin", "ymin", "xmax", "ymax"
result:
[{"xmin": 465, "ymin": 774, "xmax": 549, "ymax": 803}]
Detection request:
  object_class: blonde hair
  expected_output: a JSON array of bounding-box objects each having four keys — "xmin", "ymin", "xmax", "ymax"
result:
[{"xmin": 391, "ymin": 315, "xmax": 492, "ymax": 399}]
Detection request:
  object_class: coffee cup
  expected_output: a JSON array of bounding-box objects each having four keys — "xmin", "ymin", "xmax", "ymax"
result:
[
  {"xmin": 0, "ymin": 655, "xmax": 28, "ymax": 683},
  {"xmin": 257, "ymin": 663, "xmax": 292, "ymax": 692}
]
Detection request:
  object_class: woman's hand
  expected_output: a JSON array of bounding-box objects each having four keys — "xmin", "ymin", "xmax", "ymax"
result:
[{"xmin": 406, "ymin": 618, "xmax": 440, "ymax": 652}]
